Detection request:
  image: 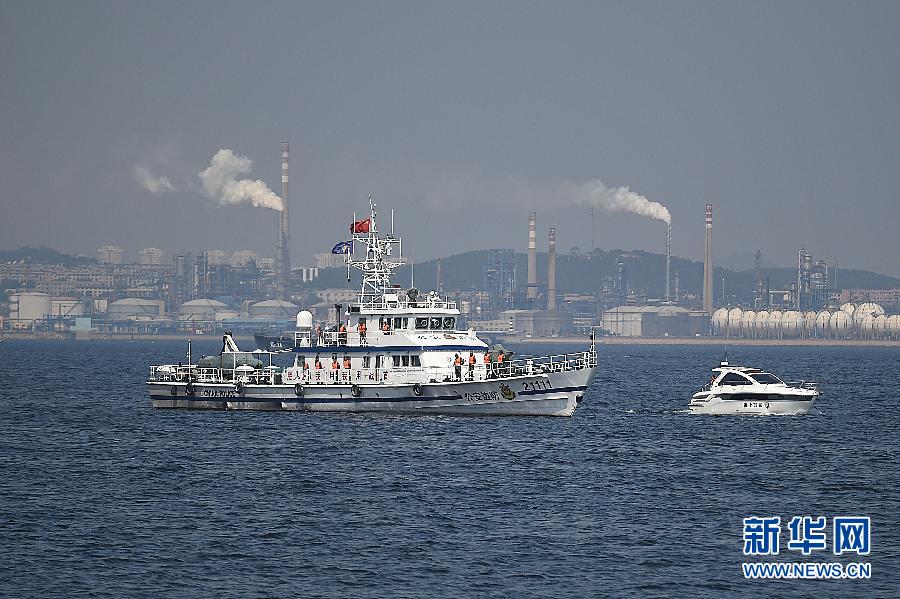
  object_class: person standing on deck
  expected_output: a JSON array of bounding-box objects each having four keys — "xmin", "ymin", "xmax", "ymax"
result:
[
  {"xmin": 357, "ymin": 320, "xmax": 367, "ymax": 345},
  {"xmin": 453, "ymin": 354, "xmax": 462, "ymax": 381},
  {"xmin": 468, "ymin": 352, "xmax": 476, "ymax": 380}
]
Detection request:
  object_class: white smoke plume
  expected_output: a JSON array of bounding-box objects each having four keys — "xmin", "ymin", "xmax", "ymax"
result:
[
  {"xmin": 133, "ymin": 165, "xmax": 174, "ymax": 194},
  {"xmin": 569, "ymin": 179, "xmax": 670, "ymax": 225},
  {"xmin": 199, "ymin": 149, "xmax": 283, "ymax": 211}
]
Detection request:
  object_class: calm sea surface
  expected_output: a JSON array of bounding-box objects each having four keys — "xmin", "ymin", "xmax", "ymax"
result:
[{"xmin": 1, "ymin": 340, "xmax": 898, "ymax": 598}]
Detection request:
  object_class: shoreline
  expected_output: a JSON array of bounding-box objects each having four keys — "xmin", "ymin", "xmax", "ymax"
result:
[{"xmin": 3, "ymin": 332, "xmax": 899, "ymax": 347}]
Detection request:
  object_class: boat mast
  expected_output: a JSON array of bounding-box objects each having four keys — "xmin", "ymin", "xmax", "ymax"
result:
[{"xmin": 346, "ymin": 195, "xmax": 403, "ymax": 304}]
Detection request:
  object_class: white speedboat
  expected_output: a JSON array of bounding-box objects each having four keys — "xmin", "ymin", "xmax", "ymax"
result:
[
  {"xmin": 147, "ymin": 199, "xmax": 597, "ymax": 416},
  {"xmin": 689, "ymin": 362, "xmax": 819, "ymax": 415}
]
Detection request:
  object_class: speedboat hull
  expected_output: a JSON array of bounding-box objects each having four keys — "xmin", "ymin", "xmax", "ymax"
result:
[
  {"xmin": 148, "ymin": 367, "xmax": 593, "ymax": 417},
  {"xmin": 689, "ymin": 391, "xmax": 816, "ymax": 415}
]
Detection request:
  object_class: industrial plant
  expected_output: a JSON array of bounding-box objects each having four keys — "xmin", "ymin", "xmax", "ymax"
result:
[{"xmin": 2, "ymin": 148, "xmax": 899, "ymax": 341}]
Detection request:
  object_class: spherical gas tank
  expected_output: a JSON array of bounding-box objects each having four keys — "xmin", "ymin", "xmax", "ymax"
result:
[
  {"xmin": 830, "ymin": 311, "xmax": 851, "ymax": 338},
  {"xmin": 859, "ymin": 314, "xmax": 877, "ymax": 339},
  {"xmin": 873, "ymin": 315, "xmax": 888, "ymax": 339},
  {"xmin": 888, "ymin": 315, "xmax": 900, "ymax": 340},
  {"xmin": 296, "ymin": 310, "xmax": 313, "ymax": 329},
  {"xmin": 804, "ymin": 311, "xmax": 818, "ymax": 337},
  {"xmin": 815, "ymin": 311, "xmax": 831, "ymax": 337},
  {"xmin": 855, "ymin": 302, "xmax": 885, "ymax": 325},
  {"xmin": 727, "ymin": 308, "xmax": 743, "ymax": 337},
  {"xmin": 781, "ymin": 311, "xmax": 802, "ymax": 338},
  {"xmin": 755, "ymin": 310, "xmax": 770, "ymax": 336},
  {"xmin": 712, "ymin": 308, "xmax": 729, "ymax": 335},
  {"xmin": 767, "ymin": 310, "xmax": 783, "ymax": 334},
  {"xmin": 840, "ymin": 302, "xmax": 856, "ymax": 317},
  {"xmin": 741, "ymin": 311, "xmax": 756, "ymax": 338}
]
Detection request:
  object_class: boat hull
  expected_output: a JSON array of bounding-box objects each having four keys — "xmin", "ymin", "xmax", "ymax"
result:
[
  {"xmin": 689, "ymin": 392, "xmax": 817, "ymax": 415},
  {"xmin": 148, "ymin": 367, "xmax": 594, "ymax": 417}
]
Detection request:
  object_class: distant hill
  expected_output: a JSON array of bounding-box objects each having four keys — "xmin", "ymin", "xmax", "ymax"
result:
[
  {"xmin": 0, "ymin": 246, "xmax": 96, "ymax": 266},
  {"xmin": 303, "ymin": 248, "xmax": 900, "ymax": 303}
]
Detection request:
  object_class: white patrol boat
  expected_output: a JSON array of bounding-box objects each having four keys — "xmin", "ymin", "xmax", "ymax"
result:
[
  {"xmin": 688, "ymin": 362, "xmax": 819, "ymax": 415},
  {"xmin": 147, "ymin": 200, "xmax": 597, "ymax": 416}
]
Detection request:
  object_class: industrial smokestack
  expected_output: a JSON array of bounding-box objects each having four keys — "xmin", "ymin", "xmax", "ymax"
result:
[
  {"xmin": 277, "ymin": 142, "xmax": 291, "ymax": 300},
  {"xmin": 547, "ymin": 227, "xmax": 557, "ymax": 311},
  {"xmin": 665, "ymin": 224, "xmax": 671, "ymax": 303},
  {"xmin": 527, "ymin": 212, "xmax": 537, "ymax": 301},
  {"xmin": 703, "ymin": 204, "xmax": 713, "ymax": 314}
]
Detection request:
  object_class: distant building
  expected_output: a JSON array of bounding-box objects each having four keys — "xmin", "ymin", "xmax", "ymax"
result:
[
  {"xmin": 230, "ymin": 251, "xmax": 258, "ymax": 268},
  {"xmin": 314, "ymin": 252, "xmax": 347, "ymax": 269},
  {"xmin": 137, "ymin": 247, "xmax": 164, "ymax": 266},
  {"xmin": 498, "ymin": 309, "xmax": 572, "ymax": 337},
  {"xmin": 206, "ymin": 250, "xmax": 229, "ymax": 266},
  {"xmin": 602, "ymin": 306, "xmax": 709, "ymax": 337},
  {"xmin": 840, "ymin": 288, "xmax": 900, "ymax": 309},
  {"xmin": 257, "ymin": 257, "xmax": 275, "ymax": 270},
  {"xmin": 97, "ymin": 245, "xmax": 124, "ymax": 264}
]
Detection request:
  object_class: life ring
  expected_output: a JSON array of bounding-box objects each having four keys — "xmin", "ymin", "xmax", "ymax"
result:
[
  {"xmin": 170, "ymin": 386, "xmax": 177, "ymax": 396},
  {"xmin": 235, "ymin": 381, "xmax": 244, "ymax": 394},
  {"xmin": 185, "ymin": 382, "xmax": 195, "ymax": 396},
  {"xmin": 294, "ymin": 383, "xmax": 304, "ymax": 397},
  {"xmin": 412, "ymin": 383, "xmax": 424, "ymax": 397},
  {"xmin": 351, "ymin": 384, "xmax": 362, "ymax": 398}
]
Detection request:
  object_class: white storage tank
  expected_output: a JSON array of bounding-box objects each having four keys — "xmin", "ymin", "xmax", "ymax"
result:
[
  {"xmin": 814, "ymin": 311, "xmax": 831, "ymax": 338},
  {"xmin": 854, "ymin": 302, "xmax": 885, "ymax": 324},
  {"xmin": 888, "ymin": 315, "xmax": 900, "ymax": 340},
  {"xmin": 767, "ymin": 310, "xmax": 783, "ymax": 337},
  {"xmin": 755, "ymin": 310, "xmax": 770, "ymax": 337},
  {"xmin": 830, "ymin": 311, "xmax": 851, "ymax": 338},
  {"xmin": 741, "ymin": 310, "xmax": 757, "ymax": 338},
  {"xmin": 873, "ymin": 315, "xmax": 889, "ymax": 339},
  {"xmin": 178, "ymin": 299, "xmax": 228, "ymax": 321},
  {"xmin": 214, "ymin": 310, "xmax": 241, "ymax": 321},
  {"xmin": 804, "ymin": 311, "xmax": 818, "ymax": 338},
  {"xmin": 107, "ymin": 298, "xmax": 165, "ymax": 320},
  {"xmin": 249, "ymin": 299, "xmax": 300, "ymax": 320},
  {"xmin": 9, "ymin": 291, "xmax": 52, "ymax": 323},
  {"xmin": 727, "ymin": 308, "xmax": 743, "ymax": 337},
  {"xmin": 840, "ymin": 302, "xmax": 856, "ymax": 317},
  {"xmin": 711, "ymin": 308, "xmax": 729, "ymax": 335},
  {"xmin": 859, "ymin": 315, "xmax": 877, "ymax": 339},
  {"xmin": 781, "ymin": 311, "xmax": 803, "ymax": 338}
]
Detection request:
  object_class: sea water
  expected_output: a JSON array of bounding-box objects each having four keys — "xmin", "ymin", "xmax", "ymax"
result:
[{"xmin": 1, "ymin": 340, "xmax": 897, "ymax": 597}]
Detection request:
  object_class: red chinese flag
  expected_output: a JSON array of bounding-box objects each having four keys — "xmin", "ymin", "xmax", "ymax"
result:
[{"xmin": 351, "ymin": 218, "xmax": 371, "ymax": 233}]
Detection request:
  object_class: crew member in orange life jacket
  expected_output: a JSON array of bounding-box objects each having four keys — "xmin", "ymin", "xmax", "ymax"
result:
[{"xmin": 453, "ymin": 354, "xmax": 463, "ymax": 381}]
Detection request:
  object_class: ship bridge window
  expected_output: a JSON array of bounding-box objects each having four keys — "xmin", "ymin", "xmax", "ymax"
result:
[
  {"xmin": 415, "ymin": 317, "xmax": 429, "ymax": 330},
  {"xmin": 394, "ymin": 317, "xmax": 407, "ymax": 330},
  {"xmin": 443, "ymin": 317, "xmax": 456, "ymax": 330},
  {"xmin": 721, "ymin": 373, "xmax": 753, "ymax": 385},
  {"xmin": 411, "ymin": 355, "xmax": 421, "ymax": 367},
  {"xmin": 430, "ymin": 317, "xmax": 442, "ymax": 329},
  {"xmin": 751, "ymin": 373, "xmax": 783, "ymax": 384},
  {"xmin": 393, "ymin": 355, "xmax": 401, "ymax": 367},
  {"xmin": 363, "ymin": 356, "xmax": 371, "ymax": 369},
  {"xmin": 402, "ymin": 355, "xmax": 410, "ymax": 367}
]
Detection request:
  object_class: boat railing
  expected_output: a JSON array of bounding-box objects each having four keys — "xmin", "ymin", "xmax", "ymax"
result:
[
  {"xmin": 357, "ymin": 295, "xmax": 458, "ymax": 312},
  {"xmin": 149, "ymin": 365, "xmax": 280, "ymax": 384},
  {"xmin": 514, "ymin": 350, "xmax": 597, "ymax": 374}
]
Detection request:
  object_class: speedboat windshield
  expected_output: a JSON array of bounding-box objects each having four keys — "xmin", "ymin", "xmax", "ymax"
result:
[{"xmin": 750, "ymin": 373, "xmax": 783, "ymax": 384}]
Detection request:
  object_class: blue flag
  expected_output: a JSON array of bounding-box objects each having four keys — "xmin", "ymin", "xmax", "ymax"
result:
[{"xmin": 331, "ymin": 241, "xmax": 351, "ymax": 255}]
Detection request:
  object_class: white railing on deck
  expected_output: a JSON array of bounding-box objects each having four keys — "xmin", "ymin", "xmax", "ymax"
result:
[{"xmin": 149, "ymin": 350, "xmax": 597, "ymax": 385}]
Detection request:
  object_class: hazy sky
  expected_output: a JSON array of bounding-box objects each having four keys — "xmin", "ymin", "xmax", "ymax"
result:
[{"xmin": 1, "ymin": 1, "xmax": 897, "ymax": 275}]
